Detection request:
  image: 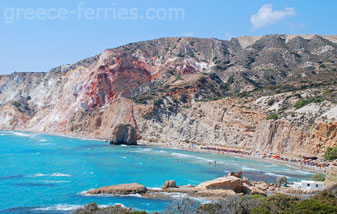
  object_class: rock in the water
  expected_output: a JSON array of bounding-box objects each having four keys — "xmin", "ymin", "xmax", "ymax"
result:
[
  {"xmin": 276, "ymin": 176, "xmax": 288, "ymax": 188},
  {"xmin": 196, "ymin": 176, "xmax": 243, "ymax": 192},
  {"xmin": 110, "ymin": 124, "xmax": 137, "ymax": 145},
  {"xmin": 162, "ymin": 180, "xmax": 177, "ymax": 189},
  {"xmin": 227, "ymin": 171, "xmax": 243, "ymax": 178},
  {"xmin": 87, "ymin": 183, "xmax": 147, "ymax": 195}
]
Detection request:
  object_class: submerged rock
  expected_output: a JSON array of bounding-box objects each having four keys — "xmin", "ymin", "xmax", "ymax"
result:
[
  {"xmin": 86, "ymin": 183, "xmax": 147, "ymax": 195},
  {"xmin": 162, "ymin": 180, "xmax": 177, "ymax": 189},
  {"xmin": 110, "ymin": 124, "xmax": 137, "ymax": 145}
]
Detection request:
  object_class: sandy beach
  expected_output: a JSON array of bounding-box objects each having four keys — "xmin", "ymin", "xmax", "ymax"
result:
[{"xmin": 139, "ymin": 141, "xmax": 327, "ymax": 175}]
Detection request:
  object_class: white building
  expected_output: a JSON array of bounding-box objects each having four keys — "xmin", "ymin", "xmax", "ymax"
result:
[{"xmin": 293, "ymin": 180, "xmax": 324, "ymax": 191}]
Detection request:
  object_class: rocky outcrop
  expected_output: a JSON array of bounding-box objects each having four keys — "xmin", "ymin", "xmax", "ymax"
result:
[
  {"xmin": 227, "ymin": 171, "xmax": 242, "ymax": 178},
  {"xmin": 110, "ymin": 124, "xmax": 137, "ymax": 145},
  {"xmin": 196, "ymin": 176, "xmax": 244, "ymax": 193},
  {"xmin": 325, "ymin": 163, "xmax": 337, "ymax": 188},
  {"xmin": 86, "ymin": 183, "xmax": 147, "ymax": 195},
  {"xmin": 162, "ymin": 180, "xmax": 177, "ymax": 189}
]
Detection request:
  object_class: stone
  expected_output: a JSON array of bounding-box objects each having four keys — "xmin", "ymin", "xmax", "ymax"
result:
[
  {"xmin": 87, "ymin": 183, "xmax": 147, "ymax": 195},
  {"xmin": 162, "ymin": 180, "xmax": 177, "ymax": 189},
  {"xmin": 250, "ymin": 187, "xmax": 267, "ymax": 196},
  {"xmin": 110, "ymin": 124, "xmax": 137, "ymax": 145},
  {"xmin": 325, "ymin": 164, "xmax": 337, "ymax": 189},
  {"xmin": 241, "ymin": 183, "xmax": 253, "ymax": 194},
  {"xmin": 196, "ymin": 176, "xmax": 243, "ymax": 193},
  {"xmin": 276, "ymin": 176, "xmax": 288, "ymax": 188},
  {"xmin": 227, "ymin": 171, "xmax": 243, "ymax": 178}
]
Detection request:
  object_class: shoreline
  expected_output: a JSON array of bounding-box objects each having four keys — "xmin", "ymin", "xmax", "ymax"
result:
[
  {"xmin": 139, "ymin": 141, "xmax": 327, "ymax": 175},
  {"xmin": 0, "ymin": 129, "xmax": 326, "ymax": 175}
]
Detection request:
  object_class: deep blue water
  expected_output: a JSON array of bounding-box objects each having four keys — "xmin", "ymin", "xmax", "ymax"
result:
[{"xmin": 0, "ymin": 131, "xmax": 314, "ymax": 213}]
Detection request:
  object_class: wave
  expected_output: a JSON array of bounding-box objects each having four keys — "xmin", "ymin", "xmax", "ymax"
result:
[
  {"xmin": 0, "ymin": 175, "xmax": 24, "ymax": 180},
  {"xmin": 41, "ymin": 180, "xmax": 70, "ymax": 184},
  {"xmin": 8, "ymin": 131, "xmax": 37, "ymax": 138},
  {"xmin": 79, "ymin": 190, "xmax": 142, "ymax": 198},
  {"xmin": 27, "ymin": 173, "xmax": 71, "ymax": 177},
  {"xmin": 264, "ymin": 172, "xmax": 290, "ymax": 178},
  {"xmin": 39, "ymin": 139, "xmax": 48, "ymax": 142},
  {"xmin": 34, "ymin": 204, "xmax": 82, "ymax": 211},
  {"xmin": 171, "ymin": 152, "xmax": 194, "ymax": 158},
  {"xmin": 148, "ymin": 187, "xmax": 162, "ymax": 190},
  {"xmin": 295, "ymin": 170, "xmax": 313, "ymax": 175},
  {"xmin": 241, "ymin": 166, "xmax": 258, "ymax": 171}
]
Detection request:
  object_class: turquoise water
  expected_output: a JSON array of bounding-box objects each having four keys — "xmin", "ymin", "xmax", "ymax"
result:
[{"xmin": 0, "ymin": 131, "xmax": 313, "ymax": 213}]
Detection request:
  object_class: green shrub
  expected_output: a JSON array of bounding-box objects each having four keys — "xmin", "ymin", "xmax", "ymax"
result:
[
  {"xmin": 324, "ymin": 146, "xmax": 337, "ymax": 161},
  {"xmin": 294, "ymin": 100, "xmax": 306, "ymax": 109},
  {"xmin": 154, "ymin": 98, "xmax": 162, "ymax": 107},
  {"xmin": 267, "ymin": 99, "xmax": 276, "ymax": 106},
  {"xmin": 312, "ymin": 173, "xmax": 325, "ymax": 181},
  {"xmin": 294, "ymin": 97, "xmax": 323, "ymax": 109},
  {"xmin": 13, "ymin": 101, "xmax": 21, "ymax": 108},
  {"xmin": 180, "ymin": 93, "xmax": 188, "ymax": 103},
  {"xmin": 267, "ymin": 114, "xmax": 278, "ymax": 120}
]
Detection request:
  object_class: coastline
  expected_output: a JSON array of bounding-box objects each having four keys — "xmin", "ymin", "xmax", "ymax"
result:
[
  {"xmin": 139, "ymin": 141, "xmax": 326, "ymax": 175},
  {"xmin": 0, "ymin": 129, "xmax": 326, "ymax": 175}
]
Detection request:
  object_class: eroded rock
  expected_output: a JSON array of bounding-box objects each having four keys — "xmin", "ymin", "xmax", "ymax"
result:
[
  {"xmin": 110, "ymin": 124, "xmax": 137, "ymax": 145},
  {"xmin": 162, "ymin": 180, "xmax": 177, "ymax": 189},
  {"xmin": 196, "ymin": 176, "xmax": 243, "ymax": 192},
  {"xmin": 87, "ymin": 183, "xmax": 147, "ymax": 195}
]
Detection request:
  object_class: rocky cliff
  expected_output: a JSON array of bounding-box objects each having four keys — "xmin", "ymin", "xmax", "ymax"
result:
[{"xmin": 1, "ymin": 34, "xmax": 337, "ymax": 157}]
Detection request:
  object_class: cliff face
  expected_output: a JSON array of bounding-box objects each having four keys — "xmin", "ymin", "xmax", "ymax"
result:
[{"xmin": 1, "ymin": 34, "xmax": 337, "ymax": 157}]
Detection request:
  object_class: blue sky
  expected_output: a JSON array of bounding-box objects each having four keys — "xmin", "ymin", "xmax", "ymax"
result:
[{"xmin": 0, "ymin": 0, "xmax": 336, "ymax": 74}]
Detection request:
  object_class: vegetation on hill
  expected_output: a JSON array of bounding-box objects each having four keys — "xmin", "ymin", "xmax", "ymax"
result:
[
  {"xmin": 76, "ymin": 186, "xmax": 337, "ymax": 214},
  {"xmin": 324, "ymin": 146, "xmax": 337, "ymax": 161}
]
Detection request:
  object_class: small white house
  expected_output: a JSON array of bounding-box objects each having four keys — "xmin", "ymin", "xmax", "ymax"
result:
[{"xmin": 293, "ymin": 180, "xmax": 324, "ymax": 191}]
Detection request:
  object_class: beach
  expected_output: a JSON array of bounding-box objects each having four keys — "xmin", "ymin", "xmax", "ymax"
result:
[{"xmin": 140, "ymin": 141, "xmax": 328, "ymax": 175}]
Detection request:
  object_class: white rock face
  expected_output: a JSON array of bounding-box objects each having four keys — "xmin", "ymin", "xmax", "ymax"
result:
[{"xmin": 322, "ymin": 105, "xmax": 337, "ymax": 121}]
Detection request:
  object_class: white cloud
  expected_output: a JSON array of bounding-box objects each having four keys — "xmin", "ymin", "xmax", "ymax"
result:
[{"xmin": 250, "ymin": 4, "xmax": 296, "ymax": 30}]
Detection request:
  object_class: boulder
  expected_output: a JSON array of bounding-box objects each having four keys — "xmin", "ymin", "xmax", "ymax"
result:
[
  {"xmin": 196, "ymin": 176, "xmax": 243, "ymax": 192},
  {"xmin": 250, "ymin": 187, "xmax": 267, "ymax": 196},
  {"xmin": 276, "ymin": 176, "xmax": 288, "ymax": 188},
  {"xmin": 162, "ymin": 180, "xmax": 177, "ymax": 189},
  {"xmin": 325, "ymin": 164, "xmax": 337, "ymax": 189},
  {"xmin": 110, "ymin": 124, "xmax": 137, "ymax": 145},
  {"xmin": 227, "ymin": 171, "xmax": 243, "ymax": 178},
  {"xmin": 87, "ymin": 183, "xmax": 147, "ymax": 195}
]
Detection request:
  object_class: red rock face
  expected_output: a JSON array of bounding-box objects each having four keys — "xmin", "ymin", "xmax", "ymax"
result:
[{"xmin": 84, "ymin": 53, "xmax": 156, "ymax": 110}]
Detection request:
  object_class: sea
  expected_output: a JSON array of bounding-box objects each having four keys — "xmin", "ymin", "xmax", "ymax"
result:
[{"xmin": 0, "ymin": 131, "xmax": 314, "ymax": 213}]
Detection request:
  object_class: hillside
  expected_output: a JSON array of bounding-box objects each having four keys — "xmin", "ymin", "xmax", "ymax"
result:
[{"xmin": 1, "ymin": 34, "xmax": 337, "ymax": 157}]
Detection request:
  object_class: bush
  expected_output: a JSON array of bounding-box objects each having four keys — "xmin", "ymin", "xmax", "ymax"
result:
[
  {"xmin": 294, "ymin": 97, "xmax": 323, "ymax": 109},
  {"xmin": 267, "ymin": 114, "xmax": 278, "ymax": 120},
  {"xmin": 180, "ymin": 93, "xmax": 188, "ymax": 103},
  {"xmin": 324, "ymin": 146, "xmax": 337, "ymax": 161},
  {"xmin": 267, "ymin": 99, "xmax": 276, "ymax": 106},
  {"xmin": 313, "ymin": 173, "xmax": 326, "ymax": 181},
  {"xmin": 13, "ymin": 101, "xmax": 21, "ymax": 108},
  {"xmin": 154, "ymin": 98, "xmax": 163, "ymax": 107}
]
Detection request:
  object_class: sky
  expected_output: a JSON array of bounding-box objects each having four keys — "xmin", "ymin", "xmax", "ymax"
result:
[{"xmin": 0, "ymin": 0, "xmax": 336, "ymax": 74}]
